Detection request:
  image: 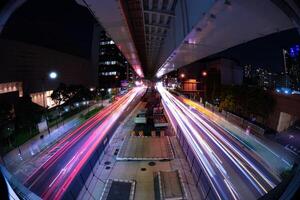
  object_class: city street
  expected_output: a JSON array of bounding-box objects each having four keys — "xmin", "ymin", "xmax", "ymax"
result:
[
  {"xmin": 157, "ymin": 83, "xmax": 295, "ymax": 200},
  {"xmin": 23, "ymin": 87, "xmax": 145, "ymax": 199},
  {"xmin": 1, "ymin": 0, "xmax": 300, "ymax": 199},
  {"xmin": 3, "ymin": 100, "xmax": 109, "ymax": 182},
  {"xmin": 77, "ymin": 90, "xmax": 202, "ymax": 200}
]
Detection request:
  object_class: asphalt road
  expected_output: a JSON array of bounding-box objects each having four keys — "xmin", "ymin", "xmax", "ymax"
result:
[
  {"xmin": 157, "ymin": 83, "xmax": 282, "ymax": 200},
  {"xmin": 24, "ymin": 87, "xmax": 146, "ymax": 199}
]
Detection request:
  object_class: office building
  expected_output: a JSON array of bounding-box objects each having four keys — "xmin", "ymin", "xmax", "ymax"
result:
[{"xmin": 98, "ymin": 31, "xmax": 131, "ymax": 90}]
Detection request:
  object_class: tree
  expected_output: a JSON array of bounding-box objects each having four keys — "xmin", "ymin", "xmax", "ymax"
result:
[
  {"xmin": 219, "ymin": 85, "xmax": 276, "ymax": 123},
  {"xmin": 0, "ymin": 101, "xmax": 14, "ymax": 148},
  {"xmin": 70, "ymin": 85, "xmax": 94, "ymax": 102},
  {"xmin": 1, "ymin": 124, "xmax": 14, "ymax": 148},
  {"xmin": 50, "ymin": 83, "xmax": 70, "ymax": 106},
  {"xmin": 14, "ymin": 95, "xmax": 43, "ymax": 136},
  {"xmin": 205, "ymin": 68, "xmax": 221, "ymax": 102},
  {"xmin": 0, "ymin": 101, "xmax": 13, "ymax": 122},
  {"xmin": 219, "ymin": 94, "xmax": 236, "ymax": 112},
  {"xmin": 51, "ymin": 83, "xmax": 96, "ymax": 109}
]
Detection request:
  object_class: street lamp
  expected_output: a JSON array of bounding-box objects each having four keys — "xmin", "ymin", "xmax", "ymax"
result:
[
  {"xmin": 282, "ymin": 49, "xmax": 289, "ymax": 88},
  {"xmin": 49, "ymin": 71, "xmax": 58, "ymax": 79},
  {"xmin": 180, "ymin": 73, "xmax": 185, "ymax": 78},
  {"xmin": 90, "ymin": 87, "xmax": 95, "ymax": 91},
  {"xmin": 202, "ymin": 71, "xmax": 208, "ymax": 103},
  {"xmin": 43, "ymin": 71, "xmax": 58, "ymax": 108},
  {"xmin": 43, "ymin": 71, "xmax": 58, "ymax": 133}
]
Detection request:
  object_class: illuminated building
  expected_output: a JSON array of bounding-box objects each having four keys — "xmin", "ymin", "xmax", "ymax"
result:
[{"xmin": 98, "ymin": 31, "xmax": 132, "ymax": 89}]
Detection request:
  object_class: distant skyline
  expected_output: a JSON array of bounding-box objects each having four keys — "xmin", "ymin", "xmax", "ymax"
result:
[
  {"xmin": 209, "ymin": 28, "xmax": 300, "ymax": 73},
  {"xmin": 0, "ymin": 0, "xmax": 299, "ymax": 74}
]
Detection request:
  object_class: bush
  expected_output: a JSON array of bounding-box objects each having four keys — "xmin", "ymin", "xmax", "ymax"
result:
[
  {"xmin": 81, "ymin": 107, "xmax": 101, "ymax": 120},
  {"xmin": 280, "ymin": 169, "xmax": 292, "ymax": 180}
]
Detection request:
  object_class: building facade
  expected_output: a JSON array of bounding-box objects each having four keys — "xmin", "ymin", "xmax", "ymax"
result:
[
  {"xmin": 98, "ymin": 31, "xmax": 132, "ymax": 90},
  {"xmin": 286, "ymin": 45, "xmax": 300, "ymax": 90},
  {"xmin": 0, "ymin": 39, "xmax": 95, "ymax": 107}
]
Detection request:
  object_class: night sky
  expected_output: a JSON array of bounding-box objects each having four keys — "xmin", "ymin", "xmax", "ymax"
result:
[
  {"xmin": 1, "ymin": 0, "xmax": 96, "ymax": 59},
  {"xmin": 1, "ymin": 0, "xmax": 300, "ymax": 73},
  {"xmin": 209, "ymin": 28, "xmax": 300, "ymax": 73}
]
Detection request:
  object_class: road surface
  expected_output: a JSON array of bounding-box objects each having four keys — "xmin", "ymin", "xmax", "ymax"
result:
[
  {"xmin": 24, "ymin": 87, "xmax": 145, "ymax": 199},
  {"xmin": 157, "ymin": 83, "xmax": 290, "ymax": 200}
]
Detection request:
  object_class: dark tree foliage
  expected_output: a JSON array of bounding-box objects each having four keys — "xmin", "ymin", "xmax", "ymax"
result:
[
  {"xmin": 51, "ymin": 83, "xmax": 95, "ymax": 107},
  {"xmin": 14, "ymin": 95, "xmax": 43, "ymax": 135},
  {"xmin": 205, "ymin": 68, "xmax": 221, "ymax": 102},
  {"xmin": 219, "ymin": 85, "xmax": 276, "ymax": 121},
  {"xmin": 50, "ymin": 83, "xmax": 70, "ymax": 106},
  {"xmin": 0, "ymin": 101, "xmax": 13, "ymax": 123}
]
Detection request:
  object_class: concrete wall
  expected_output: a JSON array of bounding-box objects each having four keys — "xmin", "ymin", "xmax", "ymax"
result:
[{"xmin": 267, "ymin": 93, "xmax": 300, "ymax": 131}]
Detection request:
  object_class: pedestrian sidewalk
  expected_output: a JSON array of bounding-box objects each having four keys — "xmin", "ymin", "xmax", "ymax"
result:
[{"xmin": 3, "ymin": 100, "xmax": 109, "ymax": 177}]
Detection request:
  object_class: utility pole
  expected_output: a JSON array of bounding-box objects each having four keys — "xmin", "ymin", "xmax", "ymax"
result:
[
  {"xmin": 283, "ymin": 49, "xmax": 288, "ymax": 88},
  {"xmin": 126, "ymin": 63, "xmax": 129, "ymax": 81}
]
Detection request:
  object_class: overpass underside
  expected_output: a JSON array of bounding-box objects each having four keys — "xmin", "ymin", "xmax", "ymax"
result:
[
  {"xmin": 1, "ymin": 0, "xmax": 299, "ymax": 77},
  {"xmin": 75, "ymin": 0, "xmax": 299, "ymax": 78}
]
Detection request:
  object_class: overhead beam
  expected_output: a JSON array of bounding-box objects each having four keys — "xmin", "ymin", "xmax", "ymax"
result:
[
  {"xmin": 157, "ymin": 0, "xmax": 163, "ymax": 10},
  {"xmin": 167, "ymin": 0, "xmax": 174, "ymax": 10},
  {"xmin": 144, "ymin": 9, "xmax": 175, "ymax": 17},
  {"xmin": 145, "ymin": 23, "xmax": 170, "ymax": 29},
  {"xmin": 149, "ymin": 0, "xmax": 153, "ymax": 10},
  {"xmin": 146, "ymin": 33, "xmax": 167, "ymax": 38}
]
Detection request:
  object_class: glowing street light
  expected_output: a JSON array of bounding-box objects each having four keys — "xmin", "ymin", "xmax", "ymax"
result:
[
  {"xmin": 202, "ymin": 71, "xmax": 207, "ymax": 77},
  {"xmin": 180, "ymin": 73, "xmax": 185, "ymax": 78},
  {"xmin": 49, "ymin": 71, "xmax": 58, "ymax": 79},
  {"xmin": 90, "ymin": 87, "xmax": 95, "ymax": 91}
]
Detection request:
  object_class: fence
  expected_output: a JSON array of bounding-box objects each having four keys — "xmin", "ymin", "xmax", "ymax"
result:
[
  {"xmin": 62, "ymin": 130, "xmax": 112, "ymax": 199},
  {"xmin": 176, "ymin": 126, "xmax": 218, "ymax": 200},
  {"xmin": 205, "ymin": 102, "xmax": 265, "ymax": 136},
  {"xmin": 0, "ymin": 165, "xmax": 41, "ymax": 200}
]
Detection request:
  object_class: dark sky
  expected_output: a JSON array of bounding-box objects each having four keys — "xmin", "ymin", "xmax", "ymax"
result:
[
  {"xmin": 209, "ymin": 28, "xmax": 300, "ymax": 72},
  {"xmin": 1, "ymin": 0, "xmax": 96, "ymax": 59},
  {"xmin": 1, "ymin": 0, "xmax": 299, "ymax": 73}
]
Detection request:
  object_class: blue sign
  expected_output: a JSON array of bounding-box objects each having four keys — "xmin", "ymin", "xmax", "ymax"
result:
[
  {"xmin": 275, "ymin": 87, "xmax": 295, "ymax": 95},
  {"xmin": 290, "ymin": 44, "xmax": 300, "ymax": 58}
]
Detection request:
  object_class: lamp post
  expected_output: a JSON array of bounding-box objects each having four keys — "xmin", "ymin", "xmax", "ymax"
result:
[
  {"xmin": 282, "ymin": 49, "xmax": 289, "ymax": 88},
  {"xmin": 202, "ymin": 71, "xmax": 208, "ymax": 104},
  {"xmin": 179, "ymin": 73, "xmax": 185, "ymax": 90},
  {"xmin": 43, "ymin": 71, "xmax": 58, "ymax": 133}
]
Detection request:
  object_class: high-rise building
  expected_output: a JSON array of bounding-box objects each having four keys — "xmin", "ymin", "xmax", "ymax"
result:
[
  {"xmin": 276, "ymin": 72, "xmax": 292, "ymax": 88},
  {"xmin": 254, "ymin": 68, "xmax": 277, "ymax": 90},
  {"xmin": 244, "ymin": 64, "xmax": 252, "ymax": 79},
  {"xmin": 98, "ymin": 31, "xmax": 130, "ymax": 89},
  {"xmin": 287, "ymin": 45, "xmax": 300, "ymax": 89}
]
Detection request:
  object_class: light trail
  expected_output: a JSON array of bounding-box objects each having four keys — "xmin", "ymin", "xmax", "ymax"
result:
[
  {"xmin": 25, "ymin": 86, "xmax": 146, "ymax": 199},
  {"xmin": 182, "ymin": 98, "xmax": 294, "ymax": 173},
  {"xmin": 46, "ymin": 86, "xmax": 143, "ymax": 199},
  {"xmin": 157, "ymin": 83, "xmax": 281, "ymax": 200},
  {"xmin": 25, "ymin": 88, "xmax": 139, "ymax": 186}
]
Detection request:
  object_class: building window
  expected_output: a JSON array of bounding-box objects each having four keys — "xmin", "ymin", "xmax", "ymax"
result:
[{"xmin": 100, "ymin": 71, "xmax": 117, "ymax": 76}]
